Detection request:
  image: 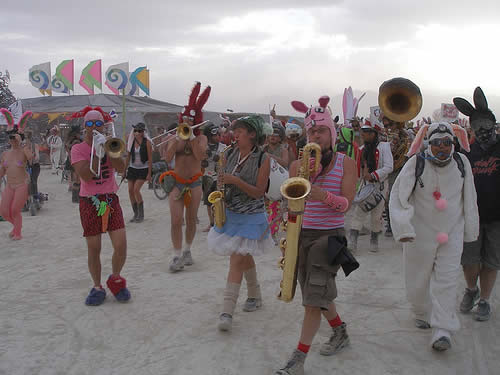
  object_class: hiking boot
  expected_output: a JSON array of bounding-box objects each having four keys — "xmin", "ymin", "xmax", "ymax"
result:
[
  {"xmin": 432, "ymin": 336, "xmax": 451, "ymax": 352},
  {"xmin": 349, "ymin": 229, "xmax": 359, "ymax": 252},
  {"xmin": 460, "ymin": 287, "xmax": 480, "ymax": 313},
  {"xmin": 243, "ymin": 298, "xmax": 262, "ymax": 312},
  {"xmin": 275, "ymin": 349, "xmax": 306, "ymax": 375},
  {"xmin": 415, "ymin": 319, "xmax": 431, "ymax": 329},
  {"xmin": 370, "ymin": 231, "xmax": 380, "ymax": 253},
  {"xmin": 320, "ymin": 322, "xmax": 350, "ymax": 356},
  {"xmin": 169, "ymin": 256, "xmax": 185, "ymax": 273},
  {"xmin": 181, "ymin": 250, "xmax": 194, "ymax": 266},
  {"xmin": 474, "ymin": 300, "xmax": 491, "ymax": 321},
  {"xmin": 218, "ymin": 313, "xmax": 233, "ymax": 332}
]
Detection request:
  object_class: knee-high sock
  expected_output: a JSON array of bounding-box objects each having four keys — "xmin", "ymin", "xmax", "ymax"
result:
[
  {"xmin": 244, "ymin": 267, "xmax": 261, "ymax": 300},
  {"xmin": 223, "ymin": 282, "xmax": 241, "ymax": 315}
]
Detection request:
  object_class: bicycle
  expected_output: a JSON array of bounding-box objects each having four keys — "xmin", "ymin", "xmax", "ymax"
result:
[{"xmin": 151, "ymin": 161, "xmax": 169, "ymax": 200}]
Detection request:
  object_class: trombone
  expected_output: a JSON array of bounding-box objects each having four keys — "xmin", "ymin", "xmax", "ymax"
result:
[
  {"xmin": 153, "ymin": 120, "xmax": 210, "ymax": 148},
  {"xmin": 90, "ymin": 122, "xmax": 126, "ymax": 176}
]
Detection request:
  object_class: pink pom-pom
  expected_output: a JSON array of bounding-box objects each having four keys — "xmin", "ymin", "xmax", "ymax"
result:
[
  {"xmin": 435, "ymin": 198, "xmax": 448, "ymax": 211},
  {"xmin": 436, "ymin": 232, "xmax": 449, "ymax": 244}
]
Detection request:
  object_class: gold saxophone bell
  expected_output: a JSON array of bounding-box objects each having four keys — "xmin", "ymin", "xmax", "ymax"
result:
[
  {"xmin": 278, "ymin": 142, "xmax": 321, "ymax": 303},
  {"xmin": 208, "ymin": 190, "xmax": 226, "ymax": 228},
  {"xmin": 104, "ymin": 137, "xmax": 126, "ymax": 159},
  {"xmin": 177, "ymin": 122, "xmax": 192, "ymax": 141},
  {"xmin": 378, "ymin": 77, "xmax": 423, "ymax": 122}
]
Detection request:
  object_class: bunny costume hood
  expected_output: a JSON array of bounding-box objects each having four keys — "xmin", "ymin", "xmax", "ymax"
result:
[{"xmin": 291, "ymin": 96, "xmax": 337, "ymax": 149}]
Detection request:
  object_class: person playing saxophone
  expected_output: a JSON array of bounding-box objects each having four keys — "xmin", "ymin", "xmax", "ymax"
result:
[{"xmin": 275, "ymin": 96, "xmax": 357, "ymax": 375}]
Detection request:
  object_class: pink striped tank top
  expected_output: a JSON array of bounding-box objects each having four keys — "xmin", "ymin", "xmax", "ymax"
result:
[{"xmin": 303, "ymin": 153, "xmax": 345, "ymax": 229}]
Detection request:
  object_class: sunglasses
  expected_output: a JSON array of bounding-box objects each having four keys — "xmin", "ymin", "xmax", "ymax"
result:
[
  {"xmin": 210, "ymin": 128, "xmax": 219, "ymax": 135},
  {"xmin": 134, "ymin": 129, "xmax": 144, "ymax": 133},
  {"xmin": 85, "ymin": 120, "xmax": 104, "ymax": 127},
  {"xmin": 429, "ymin": 138, "xmax": 453, "ymax": 147},
  {"xmin": 9, "ymin": 135, "xmax": 16, "ymax": 140}
]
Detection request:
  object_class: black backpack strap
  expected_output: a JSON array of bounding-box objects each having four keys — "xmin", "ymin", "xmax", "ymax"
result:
[
  {"xmin": 413, "ymin": 153, "xmax": 425, "ymax": 192},
  {"xmin": 258, "ymin": 149, "xmax": 265, "ymax": 168},
  {"xmin": 453, "ymin": 152, "xmax": 465, "ymax": 178}
]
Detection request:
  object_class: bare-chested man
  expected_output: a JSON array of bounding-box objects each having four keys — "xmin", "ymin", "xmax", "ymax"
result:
[{"xmin": 163, "ymin": 82, "xmax": 210, "ymax": 272}]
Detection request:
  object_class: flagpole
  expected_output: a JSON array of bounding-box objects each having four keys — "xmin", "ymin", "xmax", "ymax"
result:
[{"xmin": 122, "ymin": 88, "xmax": 126, "ymax": 142}]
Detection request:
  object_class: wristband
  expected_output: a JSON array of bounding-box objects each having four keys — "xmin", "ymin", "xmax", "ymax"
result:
[{"xmin": 323, "ymin": 191, "xmax": 348, "ymax": 213}]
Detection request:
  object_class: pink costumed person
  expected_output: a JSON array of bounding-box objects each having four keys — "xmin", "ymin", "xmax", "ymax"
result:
[
  {"xmin": 389, "ymin": 122, "xmax": 479, "ymax": 351},
  {"xmin": 0, "ymin": 109, "xmax": 33, "ymax": 240}
]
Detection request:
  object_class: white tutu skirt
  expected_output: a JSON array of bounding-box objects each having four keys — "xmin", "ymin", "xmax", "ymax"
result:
[{"xmin": 208, "ymin": 210, "xmax": 272, "ymax": 256}]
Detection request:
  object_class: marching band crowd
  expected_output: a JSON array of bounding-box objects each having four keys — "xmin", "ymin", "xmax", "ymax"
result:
[{"xmin": 1, "ymin": 80, "xmax": 498, "ymax": 374}]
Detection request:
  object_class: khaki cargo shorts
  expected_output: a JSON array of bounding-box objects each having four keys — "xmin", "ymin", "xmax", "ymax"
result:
[{"xmin": 298, "ymin": 228, "xmax": 344, "ymax": 310}]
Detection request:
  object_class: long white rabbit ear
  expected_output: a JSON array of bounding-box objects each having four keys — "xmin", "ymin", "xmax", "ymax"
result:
[
  {"xmin": 353, "ymin": 92, "xmax": 366, "ymax": 117},
  {"xmin": 407, "ymin": 124, "xmax": 429, "ymax": 157},
  {"xmin": 452, "ymin": 124, "xmax": 470, "ymax": 152}
]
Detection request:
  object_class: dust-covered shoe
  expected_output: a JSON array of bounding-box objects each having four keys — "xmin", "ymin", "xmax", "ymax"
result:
[
  {"xmin": 320, "ymin": 322, "xmax": 350, "ymax": 356},
  {"xmin": 169, "ymin": 256, "xmax": 185, "ymax": 273},
  {"xmin": 474, "ymin": 299, "xmax": 491, "ymax": 321},
  {"xmin": 431, "ymin": 329, "xmax": 451, "ymax": 351},
  {"xmin": 181, "ymin": 250, "xmax": 194, "ymax": 266},
  {"xmin": 460, "ymin": 287, "xmax": 480, "ymax": 313},
  {"xmin": 243, "ymin": 298, "xmax": 262, "ymax": 312},
  {"xmin": 415, "ymin": 319, "xmax": 431, "ymax": 329},
  {"xmin": 275, "ymin": 349, "xmax": 306, "ymax": 375},
  {"xmin": 217, "ymin": 313, "xmax": 233, "ymax": 332}
]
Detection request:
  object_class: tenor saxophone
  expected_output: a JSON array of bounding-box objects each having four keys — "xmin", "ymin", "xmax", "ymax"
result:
[
  {"xmin": 278, "ymin": 142, "xmax": 322, "ymax": 302},
  {"xmin": 208, "ymin": 144, "xmax": 233, "ymax": 228}
]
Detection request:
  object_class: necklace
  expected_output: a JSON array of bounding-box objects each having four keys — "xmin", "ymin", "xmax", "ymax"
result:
[{"xmin": 231, "ymin": 147, "xmax": 255, "ymax": 174}]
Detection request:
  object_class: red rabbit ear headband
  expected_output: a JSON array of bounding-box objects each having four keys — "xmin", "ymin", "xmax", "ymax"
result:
[
  {"xmin": 71, "ymin": 106, "xmax": 112, "ymax": 123},
  {"xmin": 0, "ymin": 108, "xmax": 32, "ymax": 133},
  {"xmin": 179, "ymin": 82, "xmax": 211, "ymax": 135}
]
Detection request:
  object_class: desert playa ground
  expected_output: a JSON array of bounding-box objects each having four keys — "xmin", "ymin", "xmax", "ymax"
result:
[{"xmin": 1, "ymin": 168, "xmax": 498, "ymax": 375}]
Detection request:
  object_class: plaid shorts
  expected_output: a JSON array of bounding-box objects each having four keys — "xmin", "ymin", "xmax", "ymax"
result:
[
  {"xmin": 298, "ymin": 228, "xmax": 344, "ymax": 310},
  {"xmin": 79, "ymin": 193, "xmax": 125, "ymax": 237}
]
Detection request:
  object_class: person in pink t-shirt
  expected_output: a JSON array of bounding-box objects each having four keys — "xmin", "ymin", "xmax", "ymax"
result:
[{"xmin": 71, "ymin": 107, "xmax": 131, "ymax": 306}]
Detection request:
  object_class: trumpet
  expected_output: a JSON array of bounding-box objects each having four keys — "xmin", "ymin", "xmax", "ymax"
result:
[{"xmin": 90, "ymin": 122, "xmax": 126, "ymax": 176}]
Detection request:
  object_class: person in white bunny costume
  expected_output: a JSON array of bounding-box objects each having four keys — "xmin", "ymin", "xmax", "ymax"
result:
[{"xmin": 389, "ymin": 122, "xmax": 479, "ymax": 351}]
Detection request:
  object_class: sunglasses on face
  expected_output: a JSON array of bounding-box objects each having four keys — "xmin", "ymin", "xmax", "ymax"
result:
[
  {"xmin": 85, "ymin": 120, "xmax": 104, "ymax": 127},
  {"xmin": 210, "ymin": 128, "xmax": 219, "ymax": 135},
  {"xmin": 429, "ymin": 138, "xmax": 453, "ymax": 147},
  {"xmin": 134, "ymin": 129, "xmax": 144, "ymax": 133},
  {"xmin": 9, "ymin": 135, "xmax": 16, "ymax": 140}
]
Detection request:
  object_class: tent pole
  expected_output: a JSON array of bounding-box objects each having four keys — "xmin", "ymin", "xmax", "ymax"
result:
[{"xmin": 122, "ymin": 88, "xmax": 126, "ymax": 141}]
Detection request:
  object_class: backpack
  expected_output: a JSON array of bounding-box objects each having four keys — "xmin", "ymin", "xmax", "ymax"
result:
[{"xmin": 413, "ymin": 152, "xmax": 465, "ymax": 191}]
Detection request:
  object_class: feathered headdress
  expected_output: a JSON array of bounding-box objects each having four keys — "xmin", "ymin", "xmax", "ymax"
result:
[
  {"xmin": 0, "ymin": 108, "xmax": 32, "ymax": 133},
  {"xmin": 179, "ymin": 82, "xmax": 211, "ymax": 127}
]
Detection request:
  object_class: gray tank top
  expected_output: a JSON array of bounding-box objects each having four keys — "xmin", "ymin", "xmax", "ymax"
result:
[{"xmin": 224, "ymin": 147, "xmax": 266, "ymax": 214}]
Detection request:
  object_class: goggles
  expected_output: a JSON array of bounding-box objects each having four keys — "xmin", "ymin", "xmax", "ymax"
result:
[
  {"xmin": 429, "ymin": 138, "xmax": 453, "ymax": 147},
  {"xmin": 85, "ymin": 120, "xmax": 104, "ymax": 127},
  {"xmin": 134, "ymin": 129, "xmax": 144, "ymax": 133}
]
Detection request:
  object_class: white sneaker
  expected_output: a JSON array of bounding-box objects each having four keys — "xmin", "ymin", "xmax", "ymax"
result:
[
  {"xmin": 181, "ymin": 250, "xmax": 194, "ymax": 266},
  {"xmin": 169, "ymin": 256, "xmax": 185, "ymax": 273},
  {"xmin": 218, "ymin": 313, "xmax": 233, "ymax": 332}
]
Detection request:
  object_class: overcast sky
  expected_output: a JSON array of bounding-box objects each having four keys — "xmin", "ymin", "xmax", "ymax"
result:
[{"xmin": 3, "ymin": 0, "xmax": 500, "ymax": 119}]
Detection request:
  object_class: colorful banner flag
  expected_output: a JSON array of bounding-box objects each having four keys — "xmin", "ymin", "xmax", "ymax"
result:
[
  {"xmin": 105, "ymin": 62, "xmax": 129, "ymax": 95},
  {"xmin": 51, "ymin": 60, "xmax": 74, "ymax": 93},
  {"xmin": 79, "ymin": 60, "xmax": 102, "ymax": 95},
  {"xmin": 128, "ymin": 66, "xmax": 150, "ymax": 96},
  {"xmin": 29, "ymin": 62, "xmax": 52, "ymax": 96}
]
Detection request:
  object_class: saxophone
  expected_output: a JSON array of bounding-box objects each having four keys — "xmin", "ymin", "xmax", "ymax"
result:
[
  {"xmin": 387, "ymin": 129, "xmax": 409, "ymax": 172},
  {"xmin": 278, "ymin": 142, "xmax": 322, "ymax": 302},
  {"xmin": 208, "ymin": 144, "xmax": 233, "ymax": 228}
]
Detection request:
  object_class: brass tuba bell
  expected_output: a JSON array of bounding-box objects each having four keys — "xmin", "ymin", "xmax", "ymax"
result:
[{"xmin": 378, "ymin": 77, "xmax": 422, "ymax": 122}]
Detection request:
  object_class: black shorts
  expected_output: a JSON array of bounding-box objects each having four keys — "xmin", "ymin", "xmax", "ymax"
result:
[{"xmin": 127, "ymin": 167, "xmax": 148, "ymax": 181}]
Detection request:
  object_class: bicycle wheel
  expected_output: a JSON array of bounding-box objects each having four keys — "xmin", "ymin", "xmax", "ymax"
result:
[{"xmin": 153, "ymin": 173, "xmax": 168, "ymax": 200}]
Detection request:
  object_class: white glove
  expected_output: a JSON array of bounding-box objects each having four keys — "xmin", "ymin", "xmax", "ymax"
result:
[{"xmin": 93, "ymin": 131, "xmax": 106, "ymax": 159}]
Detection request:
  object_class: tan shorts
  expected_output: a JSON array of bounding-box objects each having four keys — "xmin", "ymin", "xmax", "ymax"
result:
[{"xmin": 298, "ymin": 228, "xmax": 344, "ymax": 310}]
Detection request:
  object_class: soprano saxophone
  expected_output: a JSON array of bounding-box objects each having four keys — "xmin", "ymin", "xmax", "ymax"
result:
[
  {"xmin": 207, "ymin": 144, "xmax": 233, "ymax": 228},
  {"xmin": 278, "ymin": 142, "xmax": 322, "ymax": 302}
]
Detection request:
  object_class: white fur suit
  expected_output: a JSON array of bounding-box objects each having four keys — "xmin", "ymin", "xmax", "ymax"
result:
[{"xmin": 390, "ymin": 150, "xmax": 479, "ymax": 340}]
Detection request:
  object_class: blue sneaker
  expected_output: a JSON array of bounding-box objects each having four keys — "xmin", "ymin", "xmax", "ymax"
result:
[{"xmin": 85, "ymin": 287, "xmax": 106, "ymax": 306}]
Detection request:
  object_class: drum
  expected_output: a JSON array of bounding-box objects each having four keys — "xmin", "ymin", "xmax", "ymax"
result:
[
  {"xmin": 266, "ymin": 158, "xmax": 288, "ymax": 200},
  {"xmin": 353, "ymin": 183, "xmax": 384, "ymax": 212}
]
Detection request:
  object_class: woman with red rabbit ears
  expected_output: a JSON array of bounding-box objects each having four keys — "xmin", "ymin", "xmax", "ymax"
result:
[
  {"xmin": 162, "ymin": 82, "xmax": 209, "ymax": 273},
  {"xmin": 0, "ymin": 109, "xmax": 32, "ymax": 240},
  {"xmin": 71, "ymin": 106, "xmax": 131, "ymax": 306}
]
